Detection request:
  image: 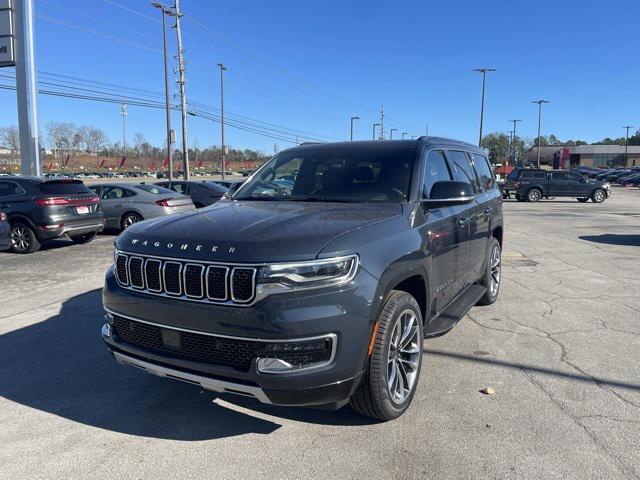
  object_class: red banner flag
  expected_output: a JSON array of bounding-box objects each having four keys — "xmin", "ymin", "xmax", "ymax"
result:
[
  {"xmin": 149, "ymin": 161, "xmax": 156, "ymax": 170},
  {"xmin": 196, "ymin": 160, "xmax": 204, "ymax": 168},
  {"xmin": 119, "ymin": 156, "xmax": 126, "ymax": 168},
  {"xmin": 224, "ymin": 159, "xmax": 230, "ymax": 169},
  {"xmin": 246, "ymin": 160, "xmax": 254, "ymax": 169},
  {"xmin": 177, "ymin": 162, "xmax": 183, "ymax": 171},
  {"xmin": 162, "ymin": 158, "xmax": 169, "ymax": 168},
  {"xmin": 63, "ymin": 154, "xmax": 71, "ymax": 167},
  {"xmin": 98, "ymin": 159, "xmax": 106, "ymax": 169},
  {"xmin": 47, "ymin": 162, "xmax": 53, "ymax": 171}
]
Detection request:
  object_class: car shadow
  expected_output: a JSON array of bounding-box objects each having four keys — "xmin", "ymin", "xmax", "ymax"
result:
[
  {"xmin": 579, "ymin": 234, "xmax": 640, "ymax": 247},
  {"xmin": 0, "ymin": 289, "xmax": 374, "ymax": 441}
]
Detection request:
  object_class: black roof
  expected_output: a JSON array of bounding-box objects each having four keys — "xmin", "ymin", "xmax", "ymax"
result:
[{"xmin": 287, "ymin": 137, "xmax": 485, "ymax": 154}]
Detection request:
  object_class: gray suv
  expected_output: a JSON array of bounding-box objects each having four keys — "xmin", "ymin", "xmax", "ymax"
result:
[{"xmin": 101, "ymin": 137, "xmax": 504, "ymax": 420}]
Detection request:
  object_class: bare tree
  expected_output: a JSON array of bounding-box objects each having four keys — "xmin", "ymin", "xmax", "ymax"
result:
[
  {"xmin": 0, "ymin": 125, "xmax": 20, "ymax": 154},
  {"xmin": 85, "ymin": 127, "xmax": 108, "ymax": 155},
  {"xmin": 133, "ymin": 132, "xmax": 146, "ymax": 157},
  {"xmin": 46, "ymin": 122, "xmax": 76, "ymax": 159}
]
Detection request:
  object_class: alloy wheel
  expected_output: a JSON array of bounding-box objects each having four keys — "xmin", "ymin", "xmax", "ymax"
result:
[
  {"xmin": 387, "ymin": 309, "xmax": 421, "ymax": 405},
  {"xmin": 489, "ymin": 244, "xmax": 501, "ymax": 296},
  {"xmin": 10, "ymin": 225, "xmax": 31, "ymax": 252},
  {"xmin": 123, "ymin": 215, "xmax": 140, "ymax": 229},
  {"xmin": 594, "ymin": 190, "xmax": 605, "ymax": 203},
  {"xmin": 528, "ymin": 190, "xmax": 541, "ymax": 201}
]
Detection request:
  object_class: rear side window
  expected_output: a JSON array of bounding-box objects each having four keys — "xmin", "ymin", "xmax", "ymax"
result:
[
  {"xmin": 447, "ymin": 150, "xmax": 480, "ymax": 192},
  {"xmin": 0, "ymin": 181, "xmax": 26, "ymax": 197},
  {"xmin": 472, "ymin": 154, "xmax": 495, "ymax": 191},
  {"xmin": 520, "ymin": 171, "xmax": 546, "ymax": 180},
  {"xmin": 551, "ymin": 172, "xmax": 567, "ymax": 181},
  {"xmin": 39, "ymin": 180, "xmax": 91, "ymax": 195},
  {"xmin": 203, "ymin": 182, "xmax": 229, "ymax": 194},
  {"xmin": 134, "ymin": 184, "xmax": 174, "ymax": 195},
  {"xmin": 101, "ymin": 187, "xmax": 135, "ymax": 199},
  {"xmin": 422, "ymin": 150, "xmax": 451, "ymax": 198}
]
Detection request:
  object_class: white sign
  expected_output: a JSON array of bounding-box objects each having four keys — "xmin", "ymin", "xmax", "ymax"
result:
[
  {"xmin": 0, "ymin": 9, "xmax": 12, "ymax": 35},
  {"xmin": 0, "ymin": 0, "xmax": 14, "ymax": 68},
  {"xmin": 0, "ymin": 0, "xmax": 13, "ymax": 11}
]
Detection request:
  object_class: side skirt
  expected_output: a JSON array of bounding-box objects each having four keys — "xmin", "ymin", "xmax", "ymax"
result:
[{"xmin": 424, "ymin": 284, "xmax": 487, "ymax": 338}]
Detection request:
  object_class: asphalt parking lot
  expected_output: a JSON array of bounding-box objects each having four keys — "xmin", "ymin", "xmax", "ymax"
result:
[{"xmin": 1, "ymin": 187, "xmax": 639, "ymax": 480}]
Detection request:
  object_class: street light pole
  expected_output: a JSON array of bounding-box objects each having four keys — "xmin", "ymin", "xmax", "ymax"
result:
[
  {"xmin": 401, "ymin": 132, "xmax": 408, "ymax": 139},
  {"xmin": 120, "ymin": 103, "xmax": 127, "ymax": 164},
  {"xmin": 218, "ymin": 63, "xmax": 227, "ymax": 180},
  {"xmin": 390, "ymin": 128, "xmax": 397, "ymax": 140},
  {"xmin": 350, "ymin": 116, "xmax": 360, "ymax": 141},
  {"xmin": 623, "ymin": 125, "xmax": 634, "ymax": 167},
  {"xmin": 473, "ymin": 68, "xmax": 496, "ymax": 147},
  {"xmin": 151, "ymin": 2, "xmax": 176, "ymax": 181},
  {"xmin": 373, "ymin": 123, "xmax": 380, "ymax": 140},
  {"xmin": 532, "ymin": 100, "xmax": 550, "ymax": 168},
  {"xmin": 173, "ymin": 0, "xmax": 189, "ymax": 180},
  {"xmin": 509, "ymin": 119, "xmax": 522, "ymax": 165}
]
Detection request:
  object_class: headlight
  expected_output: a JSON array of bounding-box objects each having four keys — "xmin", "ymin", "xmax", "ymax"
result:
[{"xmin": 256, "ymin": 255, "xmax": 358, "ymax": 292}]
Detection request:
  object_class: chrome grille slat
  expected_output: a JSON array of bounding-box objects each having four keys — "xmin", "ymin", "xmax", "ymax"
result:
[{"xmin": 114, "ymin": 252, "xmax": 256, "ymax": 306}]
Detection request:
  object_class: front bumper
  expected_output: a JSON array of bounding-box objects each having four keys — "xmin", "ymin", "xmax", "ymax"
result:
[{"xmin": 102, "ymin": 265, "xmax": 378, "ymax": 407}]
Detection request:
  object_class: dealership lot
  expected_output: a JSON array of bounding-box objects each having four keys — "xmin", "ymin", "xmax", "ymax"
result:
[{"xmin": 1, "ymin": 188, "xmax": 639, "ymax": 479}]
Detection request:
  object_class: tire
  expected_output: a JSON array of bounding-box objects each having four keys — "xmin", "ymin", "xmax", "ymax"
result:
[
  {"xmin": 70, "ymin": 231, "xmax": 98, "ymax": 244},
  {"xmin": 120, "ymin": 212, "xmax": 143, "ymax": 230},
  {"xmin": 591, "ymin": 189, "xmax": 606, "ymax": 203},
  {"xmin": 577, "ymin": 198, "xmax": 589, "ymax": 203},
  {"xmin": 350, "ymin": 290, "xmax": 423, "ymax": 421},
  {"xmin": 527, "ymin": 188, "xmax": 542, "ymax": 202},
  {"xmin": 477, "ymin": 237, "xmax": 501, "ymax": 306},
  {"xmin": 10, "ymin": 222, "xmax": 41, "ymax": 254}
]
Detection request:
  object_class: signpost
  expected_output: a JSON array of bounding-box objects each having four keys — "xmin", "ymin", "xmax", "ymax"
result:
[{"xmin": 0, "ymin": 0, "xmax": 16, "ymax": 67}]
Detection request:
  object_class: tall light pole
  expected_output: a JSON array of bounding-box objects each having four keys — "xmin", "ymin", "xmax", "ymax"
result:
[
  {"xmin": 373, "ymin": 123, "xmax": 380, "ymax": 140},
  {"xmin": 390, "ymin": 128, "xmax": 397, "ymax": 140},
  {"xmin": 623, "ymin": 125, "xmax": 634, "ymax": 167},
  {"xmin": 473, "ymin": 68, "xmax": 496, "ymax": 147},
  {"xmin": 218, "ymin": 63, "xmax": 227, "ymax": 180},
  {"xmin": 350, "ymin": 116, "xmax": 360, "ymax": 141},
  {"xmin": 509, "ymin": 119, "xmax": 522, "ymax": 165},
  {"xmin": 120, "ymin": 103, "xmax": 127, "ymax": 161},
  {"xmin": 173, "ymin": 0, "xmax": 189, "ymax": 179},
  {"xmin": 532, "ymin": 100, "xmax": 550, "ymax": 168},
  {"xmin": 401, "ymin": 132, "xmax": 408, "ymax": 139},
  {"xmin": 151, "ymin": 2, "xmax": 176, "ymax": 181},
  {"xmin": 379, "ymin": 105, "xmax": 384, "ymax": 140}
]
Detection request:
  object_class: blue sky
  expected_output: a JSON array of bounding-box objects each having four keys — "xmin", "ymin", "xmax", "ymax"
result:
[{"xmin": 1, "ymin": 0, "xmax": 638, "ymax": 153}]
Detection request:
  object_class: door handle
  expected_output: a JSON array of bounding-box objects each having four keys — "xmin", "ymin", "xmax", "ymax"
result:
[
  {"xmin": 458, "ymin": 217, "xmax": 467, "ymax": 226},
  {"xmin": 484, "ymin": 207, "xmax": 492, "ymax": 214}
]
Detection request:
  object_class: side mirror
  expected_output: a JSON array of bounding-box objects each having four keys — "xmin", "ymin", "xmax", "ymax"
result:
[{"xmin": 421, "ymin": 181, "xmax": 475, "ymax": 209}]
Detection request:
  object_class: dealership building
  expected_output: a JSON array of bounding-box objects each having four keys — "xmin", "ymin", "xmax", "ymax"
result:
[{"xmin": 527, "ymin": 145, "xmax": 640, "ymax": 169}]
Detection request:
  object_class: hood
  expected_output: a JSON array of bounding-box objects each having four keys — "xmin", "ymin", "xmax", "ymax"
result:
[{"xmin": 116, "ymin": 200, "xmax": 402, "ymax": 262}]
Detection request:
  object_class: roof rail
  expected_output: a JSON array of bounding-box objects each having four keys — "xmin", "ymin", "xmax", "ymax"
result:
[{"xmin": 417, "ymin": 136, "xmax": 479, "ymax": 148}]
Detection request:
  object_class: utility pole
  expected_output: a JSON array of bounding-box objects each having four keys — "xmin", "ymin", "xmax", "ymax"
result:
[
  {"xmin": 425, "ymin": 124, "xmax": 429, "ymax": 137},
  {"xmin": 350, "ymin": 115, "xmax": 360, "ymax": 141},
  {"xmin": 173, "ymin": 0, "xmax": 189, "ymax": 179},
  {"xmin": 623, "ymin": 125, "xmax": 634, "ymax": 167},
  {"xmin": 390, "ymin": 128, "xmax": 397, "ymax": 140},
  {"xmin": 532, "ymin": 100, "xmax": 550, "ymax": 168},
  {"xmin": 218, "ymin": 63, "xmax": 227, "ymax": 180},
  {"xmin": 12, "ymin": 0, "xmax": 42, "ymax": 176},
  {"xmin": 401, "ymin": 132, "xmax": 408, "ymax": 139},
  {"xmin": 151, "ymin": 2, "xmax": 176, "ymax": 181},
  {"xmin": 379, "ymin": 105, "xmax": 384, "ymax": 140},
  {"xmin": 473, "ymin": 68, "xmax": 496, "ymax": 147},
  {"xmin": 120, "ymin": 103, "xmax": 127, "ymax": 160},
  {"xmin": 509, "ymin": 119, "xmax": 522, "ymax": 165},
  {"xmin": 373, "ymin": 123, "xmax": 380, "ymax": 140}
]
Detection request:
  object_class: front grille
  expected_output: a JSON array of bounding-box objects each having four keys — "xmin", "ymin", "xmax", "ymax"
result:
[
  {"xmin": 110, "ymin": 315, "xmax": 335, "ymax": 373},
  {"xmin": 114, "ymin": 251, "xmax": 257, "ymax": 305},
  {"xmin": 111, "ymin": 315, "xmax": 257, "ymax": 371}
]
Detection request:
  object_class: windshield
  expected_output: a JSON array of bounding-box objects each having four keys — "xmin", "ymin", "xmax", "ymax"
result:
[{"xmin": 235, "ymin": 145, "xmax": 416, "ymax": 203}]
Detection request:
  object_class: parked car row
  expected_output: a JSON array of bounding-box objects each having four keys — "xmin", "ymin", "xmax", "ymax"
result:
[
  {"xmin": 0, "ymin": 176, "xmax": 239, "ymax": 253},
  {"xmin": 502, "ymin": 168, "xmax": 610, "ymax": 202}
]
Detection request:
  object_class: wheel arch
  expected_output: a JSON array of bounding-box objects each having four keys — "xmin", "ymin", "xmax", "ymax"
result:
[{"xmin": 7, "ymin": 214, "xmax": 42, "ymax": 240}]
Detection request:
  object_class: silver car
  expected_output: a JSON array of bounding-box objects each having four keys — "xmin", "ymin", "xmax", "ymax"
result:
[{"xmin": 88, "ymin": 183, "xmax": 195, "ymax": 231}]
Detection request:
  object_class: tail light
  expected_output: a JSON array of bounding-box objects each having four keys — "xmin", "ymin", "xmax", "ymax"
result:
[
  {"xmin": 36, "ymin": 195, "xmax": 99, "ymax": 206},
  {"xmin": 156, "ymin": 199, "xmax": 170, "ymax": 207},
  {"xmin": 0, "ymin": 212, "xmax": 6, "ymax": 222}
]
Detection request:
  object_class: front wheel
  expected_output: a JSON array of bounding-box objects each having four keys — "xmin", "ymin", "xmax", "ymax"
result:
[
  {"xmin": 350, "ymin": 290, "xmax": 423, "ymax": 421},
  {"xmin": 10, "ymin": 223, "xmax": 41, "ymax": 254},
  {"xmin": 591, "ymin": 189, "xmax": 606, "ymax": 203}
]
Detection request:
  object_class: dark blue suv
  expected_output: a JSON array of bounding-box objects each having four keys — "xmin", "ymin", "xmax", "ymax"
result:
[{"xmin": 101, "ymin": 138, "xmax": 503, "ymax": 420}]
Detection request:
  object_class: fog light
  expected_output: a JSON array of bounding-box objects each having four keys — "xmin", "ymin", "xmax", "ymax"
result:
[{"xmin": 257, "ymin": 358, "xmax": 293, "ymax": 373}]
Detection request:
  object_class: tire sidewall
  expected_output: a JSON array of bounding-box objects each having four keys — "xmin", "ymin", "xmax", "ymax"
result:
[
  {"xmin": 484, "ymin": 238, "xmax": 501, "ymax": 303},
  {"xmin": 370, "ymin": 292, "xmax": 424, "ymax": 419},
  {"xmin": 592, "ymin": 189, "xmax": 605, "ymax": 203},
  {"xmin": 527, "ymin": 189, "xmax": 541, "ymax": 202},
  {"xmin": 10, "ymin": 222, "xmax": 39, "ymax": 254}
]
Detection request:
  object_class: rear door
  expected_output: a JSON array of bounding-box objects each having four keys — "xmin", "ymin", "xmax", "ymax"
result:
[
  {"xmin": 100, "ymin": 186, "xmax": 136, "ymax": 224},
  {"xmin": 446, "ymin": 149, "xmax": 486, "ymax": 285},
  {"xmin": 548, "ymin": 172, "xmax": 569, "ymax": 196},
  {"xmin": 418, "ymin": 149, "xmax": 470, "ymax": 313}
]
